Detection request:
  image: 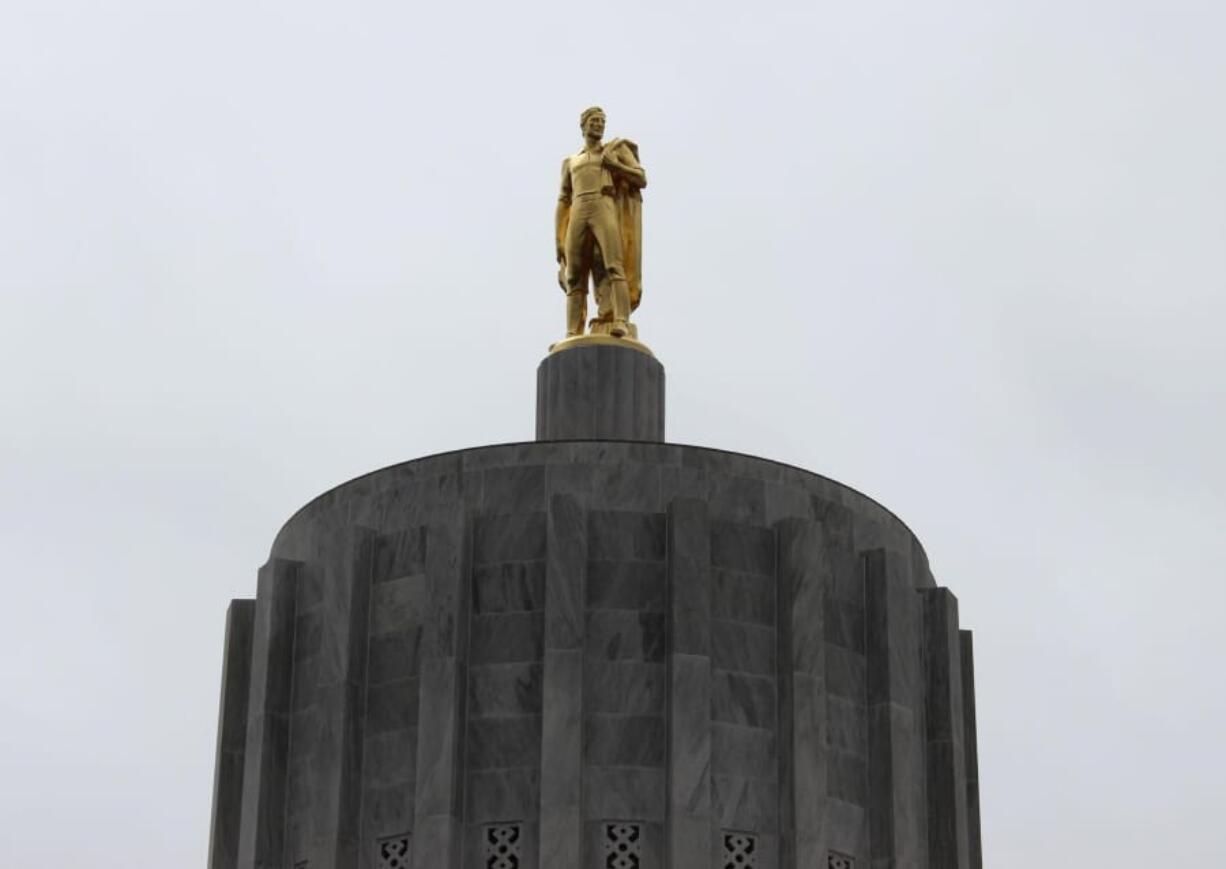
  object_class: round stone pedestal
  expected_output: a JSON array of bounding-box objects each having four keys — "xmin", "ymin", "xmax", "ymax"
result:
[{"xmin": 536, "ymin": 339, "xmax": 664, "ymax": 442}]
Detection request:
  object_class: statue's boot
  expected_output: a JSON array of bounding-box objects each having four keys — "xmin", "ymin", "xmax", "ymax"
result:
[
  {"xmin": 566, "ymin": 292, "xmax": 587, "ymax": 337},
  {"xmin": 610, "ymin": 279, "xmax": 631, "ymax": 338}
]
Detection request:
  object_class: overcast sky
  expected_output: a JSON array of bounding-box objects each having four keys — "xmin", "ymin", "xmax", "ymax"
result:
[{"xmin": 2, "ymin": 1, "xmax": 1223, "ymax": 865}]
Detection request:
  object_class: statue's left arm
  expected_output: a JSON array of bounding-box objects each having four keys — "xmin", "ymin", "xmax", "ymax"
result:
[{"xmin": 603, "ymin": 140, "xmax": 646, "ymax": 190}]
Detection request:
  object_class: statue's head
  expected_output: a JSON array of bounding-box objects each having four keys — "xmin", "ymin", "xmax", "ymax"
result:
[{"xmin": 580, "ymin": 106, "xmax": 606, "ymax": 139}]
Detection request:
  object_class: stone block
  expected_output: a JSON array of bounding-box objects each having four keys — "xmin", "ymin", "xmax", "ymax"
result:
[
  {"xmin": 711, "ymin": 723, "xmax": 775, "ymax": 778},
  {"xmin": 586, "ymin": 560, "xmax": 667, "ymax": 612},
  {"xmin": 825, "ymin": 798, "xmax": 868, "ymax": 862},
  {"xmin": 584, "ymin": 660, "xmax": 665, "ymax": 715},
  {"xmin": 544, "ymin": 461, "xmax": 593, "ymax": 499},
  {"xmin": 764, "ymin": 479, "xmax": 814, "ymax": 524},
  {"xmin": 825, "ymin": 643, "xmax": 867, "ymax": 702},
  {"xmin": 669, "ymin": 815, "xmax": 712, "ymax": 869},
  {"xmin": 473, "ymin": 512, "xmax": 546, "ymax": 565},
  {"xmin": 360, "ymin": 781, "xmax": 414, "ymax": 841},
  {"xmin": 590, "ymin": 461, "xmax": 661, "ymax": 511},
  {"xmin": 586, "ymin": 714, "xmax": 666, "ymax": 766},
  {"xmin": 585, "ymin": 611, "xmax": 666, "ymax": 662},
  {"xmin": 465, "ymin": 767, "xmax": 541, "ymax": 823},
  {"xmin": 373, "ymin": 527, "xmax": 425, "ymax": 583},
  {"xmin": 712, "ymin": 620, "xmax": 776, "ymax": 676},
  {"xmin": 472, "ymin": 562, "xmax": 546, "ymax": 614},
  {"xmin": 827, "ymin": 695, "xmax": 868, "ymax": 758},
  {"xmin": 411, "ymin": 813, "xmax": 462, "ymax": 869},
  {"xmin": 584, "ymin": 767, "xmax": 666, "ymax": 820},
  {"xmin": 468, "ymin": 612, "xmax": 543, "ymax": 665},
  {"xmin": 293, "ymin": 607, "xmax": 324, "ymax": 660},
  {"xmin": 828, "ymin": 750, "xmax": 869, "ymax": 806},
  {"xmin": 482, "ymin": 464, "xmax": 546, "ymax": 514},
  {"xmin": 365, "ymin": 677, "xmax": 420, "ymax": 734},
  {"xmin": 539, "ymin": 805, "xmax": 582, "ymax": 869},
  {"xmin": 825, "ymin": 597, "xmax": 866, "ymax": 653},
  {"xmin": 711, "ymin": 568, "xmax": 775, "ymax": 627},
  {"xmin": 587, "ymin": 510, "xmax": 666, "ymax": 561},
  {"xmin": 466, "ymin": 662, "xmax": 542, "ymax": 719},
  {"xmin": 369, "ymin": 575, "xmax": 427, "ymax": 636},
  {"xmin": 363, "ymin": 728, "xmax": 418, "ymax": 788},
  {"xmin": 659, "ymin": 464, "xmax": 707, "ymax": 503},
  {"xmin": 712, "ymin": 775, "xmax": 778, "ymax": 830},
  {"xmin": 711, "ymin": 671, "xmax": 776, "ymax": 729},
  {"xmin": 709, "ymin": 521, "xmax": 775, "ymax": 575},
  {"xmin": 367, "ymin": 628, "xmax": 423, "ymax": 687},
  {"xmin": 466, "ymin": 715, "xmax": 543, "ymax": 770},
  {"xmin": 706, "ymin": 474, "xmax": 767, "ymax": 525}
]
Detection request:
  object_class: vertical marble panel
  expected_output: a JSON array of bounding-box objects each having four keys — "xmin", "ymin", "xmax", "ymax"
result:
[
  {"xmin": 960, "ymin": 631, "xmax": 983, "ymax": 869},
  {"xmin": 331, "ymin": 528, "xmax": 377, "ymax": 869},
  {"xmin": 413, "ymin": 507, "xmax": 472, "ymax": 869},
  {"xmin": 863, "ymin": 549, "xmax": 925, "ymax": 869},
  {"xmin": 539, "ymin": 494, "xmax": 586, "ymax": 869},
  {"xmin": 237, "ymin": 559, "xmax": 299, "ymax": 869},
  {"xmin": 923, "ymin": 589, "xmax": 970, "ymax": 869},
  {"xmin": 283, "ymin": 528, "xmax": 377, "ymax": 869},
  {"xmin": 667, "ymin": 498, "xmax": 713, "ymax": 869},
  {"xmin": 210, "ymin": 599, "xmax": 255, "ymax": 869},
  {"xmin": 776, "ymin": 518, "xmax": 828, "ymax": 868}
]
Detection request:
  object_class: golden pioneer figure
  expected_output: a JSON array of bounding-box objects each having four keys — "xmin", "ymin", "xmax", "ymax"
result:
[{"xmin": 555, "ymin": 106, "xmax": 647, "ymax": 340}]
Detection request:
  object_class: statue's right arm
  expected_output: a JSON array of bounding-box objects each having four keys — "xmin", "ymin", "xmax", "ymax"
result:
[{"xmin": 556, "ymin": 158, "xmax": 572, "ymax": 262}]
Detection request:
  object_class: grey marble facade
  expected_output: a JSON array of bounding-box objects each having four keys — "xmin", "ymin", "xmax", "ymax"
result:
[{"xmin": 210, "ymin": 345, "xmax": 981, "ymax": 869}]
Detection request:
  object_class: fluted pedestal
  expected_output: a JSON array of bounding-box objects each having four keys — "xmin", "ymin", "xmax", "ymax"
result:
[{"xmin": 535, "ymin": 338, "xmax": 664, "ymax": 442}]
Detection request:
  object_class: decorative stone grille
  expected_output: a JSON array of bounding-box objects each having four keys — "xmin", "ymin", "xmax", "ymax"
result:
[
  {"xmin": 828, "ymin": 851, "xmax": 855, "ymax": 869},
  {"xmin": 722, "ymin": 831, "xmax": 758, "ymax": 867},
  {"xmin": 377, "ymin": 834, "xmax": 411, "ymax": 869},
  {"xmin": 483, "ymin": 823, "xmax": 522, "ymax": 869},
  {"xmin": 603, "ymin": 822, "xmax": 642, "ymax": 869}
]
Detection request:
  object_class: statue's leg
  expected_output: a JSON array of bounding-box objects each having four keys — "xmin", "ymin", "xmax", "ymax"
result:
[
  {"xmin": 563, "ymin": 208, "xmax": 595, "ymax": 335},
  {"xmin": 591, "ymin": 254, "xmax": 612, "ymax": 331},
  {"xmin": 565, "ymin": 290, "xmax": 587, "ymax": 336},
  {"xmin": 590, "ymin": 198, "xmax": 630, "ymax": 337}
]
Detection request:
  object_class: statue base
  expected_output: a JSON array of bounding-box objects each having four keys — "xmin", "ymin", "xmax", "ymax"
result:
[{"xmin": 548, "ymin": 332, "xmax": 654, "ymax": 358}]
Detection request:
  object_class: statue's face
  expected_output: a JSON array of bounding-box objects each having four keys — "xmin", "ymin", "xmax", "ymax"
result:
[{"xmin": 583, "ymin": 112, "xmax": 605, "ymax": 140}]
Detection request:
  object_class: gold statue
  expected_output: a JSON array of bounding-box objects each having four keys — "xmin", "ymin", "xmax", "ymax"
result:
[{"xmin": 555, "ymin": 106, "xmax": 647, "ymax": 342}]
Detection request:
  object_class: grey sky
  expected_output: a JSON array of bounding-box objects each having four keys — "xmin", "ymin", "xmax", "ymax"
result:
[{"xmin": 2, "ymin": 1, "xmax": 1223, "ymax": 865}]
